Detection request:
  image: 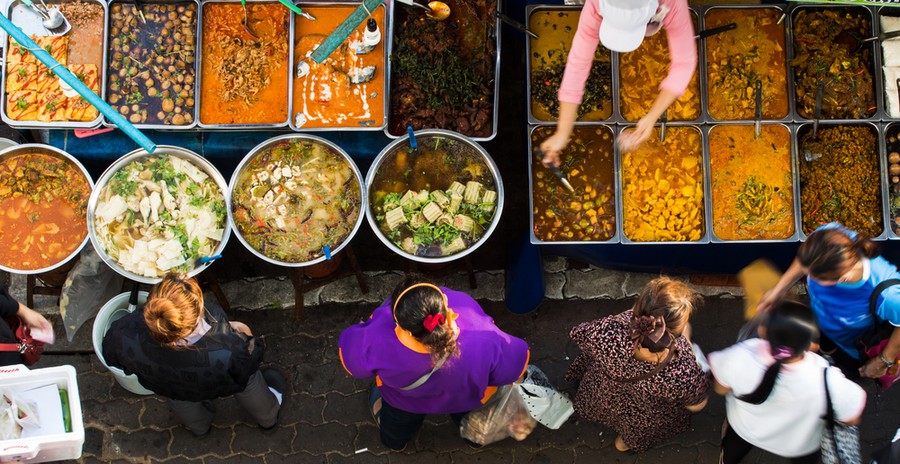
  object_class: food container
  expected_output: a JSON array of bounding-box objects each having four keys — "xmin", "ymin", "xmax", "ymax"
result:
[
  {"xmin": 229, "ymin": 134, "xmax": 365, "ymax": 267},
  {"xmin": 103, "ymin": 0, "xmax": 199, "ymax": 129},
  {"xmin": 87, "ymin": 146, "xmax": 231, "ymax": 284},
  {"xmin": 1, "ymin": 0, "xmax": 108, "ymax": 129},
  {"xmin": 705, "ymin": 124, "xmax": 799, "ymax": 242},
  {"xmin": 618, "ymin": 9, "xmax": 702, "ymax": 123},
  {"xmin": 795, "ymin": 122, "xmax": 887, "ymax": 240},
  {"xmin": 619, "ymin": 125, "xmax": 708, "ymax": 244},
  {"xmin": 198, "ymin": 0, "xmax": 291, "ymax": 128},
  {"xmin": 367, "ymin": 129, "xmax": 504, "ymax": 263},
  {"xmin": 790, "ymin": 5, "xmax": 880, "ymax": 122},
  {"xmin": 528, "ymin": 125, "xmax": 619, "ymax": 244},
  {"xmin": 881, "ymin": 122, "xmax": 900, "ymax": 238},
  {"xmin": 526, "ymin": 5, "xmax": 614, "ymax": 125},
  {"xmin": 386, "ymin": 0, "xmax": 501, "ymax": 141},
  {"xmin": 877, "ymin": 6, "xmax": 900, "ymax": 120},
  {"xmin": 0, "ymin": 144, "xmax": 93, "ymax": 274},
  {"xmin": 288, "ymin": 2, "xmax": 389, "ymax": 131},
  {"xmin": 703, "ymin": 6, "xmax": 791, "ymax": 123}
]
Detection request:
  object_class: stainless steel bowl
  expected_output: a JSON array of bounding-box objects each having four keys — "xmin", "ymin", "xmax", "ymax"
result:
[
  {"xmin": 0, "ymin": 144, "xmax": 94, "ymax": 274},
  {"xmin": 87, "ymin": 145, "xmax": 231, "ymax": 283},
  {"xmin": 228, "ymin": 134, "xmax": 366, "ymax": 267},
  {"xmin": 366, "ymin": 129, "xmax": 504, "ymax": 263}
]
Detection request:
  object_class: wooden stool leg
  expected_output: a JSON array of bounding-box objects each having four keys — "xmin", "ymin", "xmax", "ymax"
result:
[
  {"xmin": 287, "ymin": 267, "xmax": 305, "ymax": 321},
  {"xmin": 464, "ymin": 256, "xmax": 477, "ymax": 289},
  {"xmin": 201, "ymin": 270, "xmax": 231, "ymax": 314},
  {"xmin": 344, "ymin": 246, "xmax": 368, "ymax": 294},
  {"xmin": 26, "ymin": 274, "xmax": 35, "ymax": 308}
]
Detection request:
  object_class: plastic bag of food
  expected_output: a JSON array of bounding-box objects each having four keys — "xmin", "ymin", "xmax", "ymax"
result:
[
  {"xmin": 517, "ymin": 365, "xmax": 574, "ymax": 430},
  {"xmin": 459, "ymin": 385, "xmax": 537, "ymax": 445},
  {"xmin": 0, "ymin": 390, "xmax": 39, "ymax": 440},
  {"xmin": 59, "ymin": 243, "xmax": 124, "ymax": 341}
]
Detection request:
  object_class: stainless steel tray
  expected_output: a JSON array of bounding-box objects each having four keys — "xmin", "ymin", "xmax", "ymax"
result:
[
  {"xmin": 881, "ymin": 121, "xmax": 900, "ymax": 239},
  {"xmin": 103, "ymin": 0, "xmax": 200, "ymax": 129},
  {"xmin": 525, "ymin": 5, "xmax": 616, "ymax": 126},
  {"xmin": 1, "ymin": 0, "xmax": 108, "ymax": 129},
  {"xmin": 288, "ymin": 2, "xmax": 390, "ymax": 132},
  {"xmin": 527, "ymin": 124, "xmax": 620, "ymax": 245},
  {"xmin": 384, "ymin": 0, "xmax": 501, "ymax": 141},
  {"xmin": 703, "ymin": 123, "xmax": 800, "ymax": 243},
  {"xmin": 616, "ymin": 123, "xmax": 710, "ymax": 245},
  {"xmin": 876, "ymin": 6, "xmax": 900, "ymax": 121},
  {"xmin": 794, "ymin": 121, "xmax": 888, "ymax": 241},
  {"xmin": 700, "ymin": 5, "xmax": 793, "ymax": 124},
  {"xmin": 197, "ymin": 0, "xmax": 291, "ymax": 129}
]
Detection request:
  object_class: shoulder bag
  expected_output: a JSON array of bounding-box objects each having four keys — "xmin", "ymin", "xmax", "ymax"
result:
[
  {"xmin": 0, "ymin": 316, "xmax": 43, "ymax": 366},
  {"xmin": 399, "ymin": 355, "xmax": 447, "ymax": 390},
  {"xmin": 858, "ymin": 279, "xmax": 900, "ymax": 389},
  {"xmin": 821, "ymin": 368, "xmax": 862, "ymax": 464}
]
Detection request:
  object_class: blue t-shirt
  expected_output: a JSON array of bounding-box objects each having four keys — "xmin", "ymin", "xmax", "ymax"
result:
[{"xmin": 807, "ymin": 223, "xmax": 900, "ymax": 359}]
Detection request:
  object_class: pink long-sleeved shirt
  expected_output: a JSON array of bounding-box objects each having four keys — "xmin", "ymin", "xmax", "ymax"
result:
[{"xmin": 558, "ymin": 0, "xmax": 697, "ymax": 105}]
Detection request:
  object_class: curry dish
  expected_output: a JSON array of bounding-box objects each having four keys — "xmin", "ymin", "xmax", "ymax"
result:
[
  {"xmin": 291, "ymin": 5, "xmax": 385, "ymax": 129},
  {"xmin": 622, "ymin": 126, "xmax": 704, "ymax": 242},
  {"xmin": 709, "ymin": 125, "xmax": 794, "ymax": 240},
  {"xmin": 0, "ymin": 153, "xmax": 90, "ymax": 271},
  {"xmin": 200, "ymin": 2, "xmax": 289, "ymax": 125},
  {"xmin": 705, "ymin": 8, "xmax": 788, "ymax": 120},
  {"xmin": 531, "ymin": 126, "xmax": 615, "ymax": 242}
]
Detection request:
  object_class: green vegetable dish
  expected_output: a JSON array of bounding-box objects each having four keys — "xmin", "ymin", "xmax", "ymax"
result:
[
  {"xmin": 93, "ymin": 154, "xmax": 226, "ymax": 278},
  {"xmin": 370, "ymin": 137, "xmax": 498, "ymax": 258},
  {"xmin": 231, "ymin": 140, "xmax": 361, "ymax": 264}
]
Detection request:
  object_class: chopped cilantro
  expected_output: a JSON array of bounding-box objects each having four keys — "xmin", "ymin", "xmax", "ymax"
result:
[
  {"xmin": 17, "ymin": 67, "xmax": 25, "ymax": 78},
  {"xmin": 16, "ymin": 99, "xmax": 27, "ymax": 110}
]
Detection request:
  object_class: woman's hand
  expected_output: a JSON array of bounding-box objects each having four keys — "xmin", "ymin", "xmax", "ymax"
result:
[
  {"xmin": 618, "ymin": 117, "xmax": 655, "ymax": 153},
  {"xmin": 539, "ymin": 131, "xmax": 569, "ymax": 167},
  {"xmin": 756, "ymin": 288, "xmax": 785, "ymax": 314},
  {"xmin": 229, "ymin": 321, "xmax": 253, "ymax": 337},
  {"xmin": 17, "ymin": 304, "xmax": 53, "ymax": 343},
  {"xmin": 685, "ymin": 396, "xmax": 707, "ymax": 412},
  {"xmin": 860, "ymin": 357, "xmax": 891, "ymax": 379}
]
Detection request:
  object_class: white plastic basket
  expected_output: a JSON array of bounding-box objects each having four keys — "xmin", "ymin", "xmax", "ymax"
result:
[{"xmin": 0, "ymin": 365, "xmax": 84, "ymax": 463}]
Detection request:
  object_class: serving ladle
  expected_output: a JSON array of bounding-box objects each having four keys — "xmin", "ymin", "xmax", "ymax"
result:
[
  {"xmin": 395, "ymin": 0, "xmax": 450, "ymax": 21},
  {"xmin": 836, "ymin": 29, "xmax": 900, "ymax": 54},
  {"xmin": 239, "ymin": 0, "xmax": 260, "ymax": 39}
]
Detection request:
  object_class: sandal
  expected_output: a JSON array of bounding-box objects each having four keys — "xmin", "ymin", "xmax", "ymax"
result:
[
  {"xmin": 369, "ymin": 385, "xmax": 383, "ymax": 428},
  {"xmin": 615, "ymin": 435, "xmax": 633, "ymax": 453}
]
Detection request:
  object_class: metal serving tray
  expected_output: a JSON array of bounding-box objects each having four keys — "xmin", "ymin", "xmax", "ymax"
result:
[
  {"xmin": 1, "ymin": 0, "xmax": 108, "ymax": 129},
  {"xmin": 700, "ymin": 5, "xmax": 793, "ymax": 124},
  {"xmin": 703, "ymin": 123, "xmax": 801, "ymax": 243},
  {"xmin": 876, "ymin": 6, "xmax": 900, "ymax": 121},
  {"xmin": 525, "ymin": 5, "xmax": 616, "ymax": 126},
  {"xmin": 103, "ymin": 0, "xmax": 199, "ymax": 129},
  {"xmin": 616, "ymin": 123, "xmax": 710, "ymax": 245},
  {"xmin": 288, "ymin": 2, "xmax": 390, "ymax": 132},
  {"xmin": 384, "ymin": 0, "xmax": 501, "ymax": 141},
  {"xmin": 880, "ymin": 122, "xmax": 900, "ymax": 239},
  {"xmin": 789, "ymin": 4, "xmax": 883, "ymax": 123},
  {"xmin": 527, "ymin": 124, "xmax": 621, "ymax": 245},
  {"xmin": 794, "ymin": 121, "xmax": 889, "ymax": 241},
  {"xmin": 197, "ymin": 0, "xmax": 291, "ymax": 129},
  {"xmin": 615, "ymin": 8, "xmax": 703, "ymax": 125}
]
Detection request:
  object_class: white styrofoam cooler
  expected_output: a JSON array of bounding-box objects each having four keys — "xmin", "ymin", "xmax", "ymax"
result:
[{"xmin": 0, "ymin": 365, "xmax": 83, "ymax": 463}]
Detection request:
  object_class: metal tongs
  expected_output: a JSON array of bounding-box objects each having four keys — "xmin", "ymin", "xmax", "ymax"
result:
[
  {"xmin": 277, "ymin": 0, "xmax": 316, "ymax": 22},
  {"xmin": 754, "ymin": 79, "xmax": 762, "ymax": 139},
  {"xmin": 495, "ymin": 11, "xmax": 538, "ymax": 39},
  {"xmin": 536, "ymin": 148, "xmax": 574, "ymax": 193},
  {"xmin": 658, "ymin": 109, "xmax": 667, "ymax": 142}
]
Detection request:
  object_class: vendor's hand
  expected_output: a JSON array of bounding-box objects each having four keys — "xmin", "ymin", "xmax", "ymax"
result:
[
  {"xmin": 618, "ymin": 117, "xmax": 655, "ymax": 153},
  {"xmin": 17, "ymin": 305, "xmax": 53, "ymax": 343},
  {"xmin": 540, "ymin": 132, "xmax": 569, "ymax": 167},
  {"xmin": 860, "ymin": 357, "xmax": 891, "ymax": 379},
  {"xmin": 229, "ymin": 321, "xmax": 253, "ymax": 337},
  {"xmin": 756, "ymin": 288, "xmax": 783, "ymax": 313}
]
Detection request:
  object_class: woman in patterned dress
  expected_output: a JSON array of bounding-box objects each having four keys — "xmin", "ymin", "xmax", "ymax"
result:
[{"xmin": 566, "ymin": 277, "xmax": 709, "ymax": 452}]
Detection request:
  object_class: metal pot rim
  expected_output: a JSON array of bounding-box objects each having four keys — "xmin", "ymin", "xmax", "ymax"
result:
[
  {"xmin": 227, "ymin": 134, "xmax": 367, "ymax": 267},
  {"xmin": 0, "ymin": 143, "xmax": 95, "ymax": 275},
  {"xmin": 86, "ymin": 145, "xmax": 232, "ymax": 284},
  {"xmin": 365, "ymin": 129, "xmax": 505, "ymax": 263}
]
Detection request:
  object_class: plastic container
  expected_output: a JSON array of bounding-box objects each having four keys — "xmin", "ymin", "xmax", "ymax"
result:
[
  {"xmin": 0, "ymin": 364, "xmax": 84, "ymax": 463},
  {"xmin": 91, "ymin": 291, "xmax": 154, "ymax": 396}
]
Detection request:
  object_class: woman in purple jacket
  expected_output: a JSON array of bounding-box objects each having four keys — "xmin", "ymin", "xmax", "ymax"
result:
[{"xmin": 339, "ymin": 275, "xmax": 530, "ymax": 451}]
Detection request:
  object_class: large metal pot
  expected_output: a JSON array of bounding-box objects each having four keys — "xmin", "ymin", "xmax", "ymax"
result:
[
  {"xmin": 0, "ymin": 144, "xmax": 94, "ymax": 274},
  {"xmin": 366, "ymin": 129, "xmax": 504, "ymax": 263},
  {"xmin": 228, "ymin": 134, "xmax": 366, "ymax": 267},
  {"xmin": 87, "ymin": 146, "xmax": 231, "ymax": 284}
]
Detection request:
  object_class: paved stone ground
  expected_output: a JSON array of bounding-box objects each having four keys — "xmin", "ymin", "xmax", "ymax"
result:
[{"xmin": 14, "ymin": 261, "xmax": 900, "ymax": 464}]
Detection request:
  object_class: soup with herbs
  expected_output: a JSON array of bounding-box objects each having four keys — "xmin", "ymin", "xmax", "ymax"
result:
[{"xmin": 0, "ymin": 153, "xmax": 91, "ymax": 270}]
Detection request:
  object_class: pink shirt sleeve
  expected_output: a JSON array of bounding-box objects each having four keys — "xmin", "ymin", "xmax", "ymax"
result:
[{"xmin": 557, "ymin": 0, "xmax": 697, "ymax": 105}]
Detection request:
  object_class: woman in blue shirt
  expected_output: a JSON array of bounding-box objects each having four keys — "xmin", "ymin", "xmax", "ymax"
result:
[{"xmin": 760, "ymin": 223, "xmax": 900, "ymax": 381}]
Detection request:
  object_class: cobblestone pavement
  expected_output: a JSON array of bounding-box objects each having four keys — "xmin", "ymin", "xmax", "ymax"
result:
[{"xmin": 16, "ymin": 262, "xmax": 899, "ymax": 464}]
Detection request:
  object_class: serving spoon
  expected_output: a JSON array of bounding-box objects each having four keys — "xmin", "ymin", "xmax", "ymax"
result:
[
  {"xmin": 394, "ymin": 0, "xmax": 450, "ymax": 21},
  {"xmin": 239, "ymin": 0, "xmax": 259, "ymax": 39}
]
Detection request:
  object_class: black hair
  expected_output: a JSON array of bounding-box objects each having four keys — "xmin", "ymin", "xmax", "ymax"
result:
[
  {"xmin": 736, "ymin": 300, "xmax": 819, "ymax": 405},
  {"xmin": 390, "ymin": 274, "xmax": 457, "ymax": 362}
]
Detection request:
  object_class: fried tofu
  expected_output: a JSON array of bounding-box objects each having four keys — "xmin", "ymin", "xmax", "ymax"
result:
[
  {"xmin": 35, "ymin": 65, "xmax": 60, "ymax": 94},
  {"xmin": 65, "ymin": 96, "xmax": 98, "ymax": 122},
  {"xmin": 5, "ymin": 63, "xmax": 37, "ymax": 92},
  {"xmin": 70, "ymin": 64, "xmax": 100, "ymax": 94},
  {"xmin": 34, "ymin": 36, "xmax": 68, "ymax": 67},
  {"xmin": 37, "ymin": 90, "xmax": 67, "ymax": 122},
  {"xmin": 6, "ymin": 38, "xmax": 36, "ymax": 65},
  {"xmin": 6, "ymin": 90, "xmax": 38, "ymax": 120}
]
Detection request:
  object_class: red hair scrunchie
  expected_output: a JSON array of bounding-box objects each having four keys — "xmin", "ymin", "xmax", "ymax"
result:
[{"xmin": 423, "ymin": 313, "xmax": 445, "ymax": 332}]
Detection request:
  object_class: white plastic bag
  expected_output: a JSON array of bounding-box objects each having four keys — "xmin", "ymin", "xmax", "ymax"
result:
[
  {"xmin": 0, "ymin": 390, "xmax": 39, "ymax": 440},
  {"xmin": 517, "ymin": 365, "xmax": 574, "ymax": 430},
  {"xmin": 459, "ymin": 385, "xmax": 537, "ymax": 445}
]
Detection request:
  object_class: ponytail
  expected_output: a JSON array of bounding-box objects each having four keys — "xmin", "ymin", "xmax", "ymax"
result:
[{"xmin": 143, "ymin": 274, "xmax": 204, "ymax": 347}]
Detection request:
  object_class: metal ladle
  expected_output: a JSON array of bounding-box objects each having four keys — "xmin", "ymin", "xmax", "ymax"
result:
[{"xmin": 395, "ymin": 0, "xmax": 450, "ymax": 21}]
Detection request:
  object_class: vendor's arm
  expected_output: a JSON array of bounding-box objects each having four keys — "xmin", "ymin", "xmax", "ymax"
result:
[
  {"xmin": 542, "ymin": 0, "xmax": 601, "ymax": 167},
  {"xmin": 861, "ymin": 325, "xmax": 900, "ymax": 379},
  {"xmin": 757, "ymin": 258, "xmax": 808, "ymax": 313},
  {"xmin": 0, "ymin": 288, "xmax": 51, "ymax": 335}
]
